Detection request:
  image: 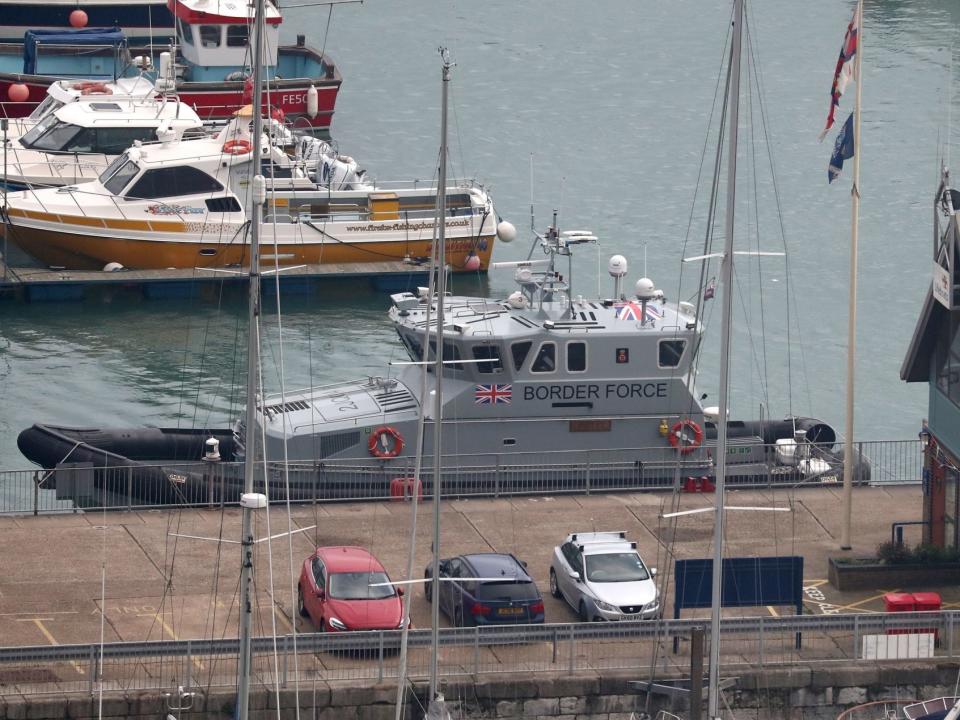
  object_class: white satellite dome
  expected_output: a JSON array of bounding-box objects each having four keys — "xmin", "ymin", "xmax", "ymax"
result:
[
  {"xmin": 635, "ymin": 277, "xmax": 656, "ymax": 300},
  {"xmin": 507, "ymin": 291, "xmax": 528, "ymax": 309},
  {"xmin": 608, "ymin": 255, "xmax": 628, "ymax": 277}
]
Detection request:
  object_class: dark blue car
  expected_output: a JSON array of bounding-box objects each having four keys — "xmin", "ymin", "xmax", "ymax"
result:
[{"xmin": 424, "ymin": 552, "xmax": 545, "ymax": 626}]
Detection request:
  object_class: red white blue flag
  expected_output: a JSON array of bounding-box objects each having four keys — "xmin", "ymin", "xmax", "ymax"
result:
[
  {"xmin": 819, "ymin": 5, "xmax": 859, "ymax": 141},
  {"xmin": 614, "ymin": 301, "xmax": 661, "ymax": 322},
  {"xmin": 475, "ymin": 384, "xmax": 512, "ymax": 405}
]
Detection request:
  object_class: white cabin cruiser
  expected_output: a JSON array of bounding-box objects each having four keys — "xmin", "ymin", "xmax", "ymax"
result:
[
  {"xmin": 2, "ymin": 92, "xmax": 203, "ymax": 189},
  {"xmin": 17, "ymin": 219, "xmax": 868, "ymax": 504},
  {"xmin": 1, "ymin": 111, "xmax": 500, "ymax": 270}
]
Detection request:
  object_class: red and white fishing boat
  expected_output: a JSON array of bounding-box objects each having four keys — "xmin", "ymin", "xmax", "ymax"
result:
[{"xmin": 0, "ymin": 0, "xmax": 341, "ymax": 133}]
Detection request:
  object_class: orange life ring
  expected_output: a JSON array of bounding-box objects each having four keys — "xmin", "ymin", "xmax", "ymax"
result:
[
  {"xmin": 668, "ymin": 419, "xmax": 703, "ymax": 455},
  {"xmin": 368, "ymin": 426, "xmax": 404, "ymax": 459},
  {"xmin": 80, "ymin": 83, "xmax": 111, "ymax": 95},
  {"xmin": 222, "ymin": 139, "xmax": 253, "ymax": 155}
]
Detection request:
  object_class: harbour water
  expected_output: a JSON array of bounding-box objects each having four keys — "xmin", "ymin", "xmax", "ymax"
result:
[{"xmin": 1, "ymin": 0, "xmax": 958, "ymax": 470}]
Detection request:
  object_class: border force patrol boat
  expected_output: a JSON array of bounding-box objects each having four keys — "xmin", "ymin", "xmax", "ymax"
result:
[{"xmin": 17, "ymin": 217, "xmax": 869, "ymax": 504}]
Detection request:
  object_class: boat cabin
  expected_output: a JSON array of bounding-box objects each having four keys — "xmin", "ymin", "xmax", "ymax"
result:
[
  {"xmin": 902, "ymin": 172, "xmax": 960, "ymax": 548},
  {"xmin": 169, "ymin": 0, "xmax": 281, "ymax": 81}
]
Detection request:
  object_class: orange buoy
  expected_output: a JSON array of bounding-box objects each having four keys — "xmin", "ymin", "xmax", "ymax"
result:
[
  {"xmin": 7, "ymin": 83, "xmax": 29, "ymax": 102},
  {"xmin": 69, "ymin": 9, "xmax": 89, "ymax": 27}
]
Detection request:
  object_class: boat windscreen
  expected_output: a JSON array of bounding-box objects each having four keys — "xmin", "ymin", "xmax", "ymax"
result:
[{"xmin": 101, "ymin": 156, "xmax": 141, "ymax": 195}]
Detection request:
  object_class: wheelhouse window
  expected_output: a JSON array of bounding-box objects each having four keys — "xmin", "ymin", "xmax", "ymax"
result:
[
  {"xmin": 126, "ymin": 166, "xmax": 223, "ymax": 199},
  {"xmin": 398, "ymin": 331, "xmax": 424, "ymax": 363},
  {"xmin": 226, "ymin": 24, "xmax": 249, "ymax": 47},
  {"xmin": 567, "ymin": 342, "xmax": 586, "ymax": 372},
  {"xmin": 205, "ymin": 196, "xmax": 242, "ymax": 213},
  {"xmin": 198, "ymin": 25, "xmax": 221, "ymax": 47},
  {"xmin": 100, "ymin": 155, "xmax": 141, "ymax": 195},
  {"xmin": 511, "ymin": 341, "xmax": 532, "ymax": 371},
  {"xmin": 658, "ymin": 339, "xmax": 687, "ymax": 368},
  {"xmin": 177, "ymin": 17, "xmax": 194, "ymax": 45},
  {"xmin": 19, "ymin": 119, "xmax": 157, "ymax": 154},
  {"xmin": 531, "ymin": 342, "xmax": 556, "ymax": 373},
  {"xmin": 472, "ymin": 344, "xmax": 503, "ymax": 374},
  {"xmin": 442, "ymin": 341, "xmax": 462, "ymax": 370},
  {"xmin": 27, "ymin": 94, "xmax": 64, "ymax": 121}
]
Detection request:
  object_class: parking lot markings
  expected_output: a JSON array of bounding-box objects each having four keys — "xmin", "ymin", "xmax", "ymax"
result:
[
  {"xmin": 138, "ymin": 613, "xmax": 205, "ymax": 671},
  {"xmin": 18, "ymin": 618, "xmax": 84, "ymax": 675},
  {"xmin": 832, "ymin": 589, "xmax": 899, "ymax": 613}
]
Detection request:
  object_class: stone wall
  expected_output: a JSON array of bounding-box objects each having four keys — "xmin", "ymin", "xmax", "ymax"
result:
[{"xmin": 1, "ymin": 663, "xmax": 958, "ymax": 720}]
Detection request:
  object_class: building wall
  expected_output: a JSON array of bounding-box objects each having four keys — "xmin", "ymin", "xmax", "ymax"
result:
[{"xmin": 924, "ymin": 384, "xmax": 960, "ymax": 547}]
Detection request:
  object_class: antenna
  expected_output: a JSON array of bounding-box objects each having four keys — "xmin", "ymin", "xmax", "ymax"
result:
[
  {"xmin": 529, "ymin": 152, "xmax": 535, "ymax": 232},
  {"xmin": 949, "ymin": 45, "xmax": 954, "ymax": 169}
]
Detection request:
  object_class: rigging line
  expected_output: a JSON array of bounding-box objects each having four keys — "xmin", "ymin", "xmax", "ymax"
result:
[
  {"xmin": 744, "ymin": 8, "xmax": 810, "ymax": 419},
  {"xmin": 264, "ymin": 154, "xmax": 304, "ymax": 720},
  {"xmin": 319, "ymin": 4, "xmax": 334, "ymax": 60},
  {"xmin": 744, "ymin": 9, "xmax": 772, "ymax": 413}
]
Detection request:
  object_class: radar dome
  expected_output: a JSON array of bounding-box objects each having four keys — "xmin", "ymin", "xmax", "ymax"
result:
[
  {"xmin": 507, "ymin": 291, "xmax": 528, "ymax": 309},
  {"xmin": 635, "ymin": 277, "xmax": 656, "ymax": 300},
  {"xmin": 608, "ymin": 255, "xmax": 628, "ymax": 277},
  {"xmin": 496, "ymin": 221, "xmax": 517, "ymax": 243}
]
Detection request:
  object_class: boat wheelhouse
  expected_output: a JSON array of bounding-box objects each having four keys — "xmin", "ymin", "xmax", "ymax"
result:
[{"xmin": 3, "ymin": 93, "xmax": 203, "ymax": 189}]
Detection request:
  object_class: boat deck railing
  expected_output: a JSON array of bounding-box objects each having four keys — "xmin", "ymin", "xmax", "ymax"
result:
[
  {"xmin": 0, "ymin": 610, "xmax": 954, "ymax": 696},
  {"xmin": 0, "ymin": 437, "xmax": 920, "ymax": 515}
]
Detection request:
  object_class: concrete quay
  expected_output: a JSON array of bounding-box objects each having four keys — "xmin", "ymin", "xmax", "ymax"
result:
[{"xmin": 0, "ymin": 485, "xmax": 932, "ymax": 647}]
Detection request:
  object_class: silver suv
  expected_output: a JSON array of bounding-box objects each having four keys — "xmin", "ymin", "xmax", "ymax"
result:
[{"xmin": 549, "ymin": 531, "xmax": 659, "ymax": 622}]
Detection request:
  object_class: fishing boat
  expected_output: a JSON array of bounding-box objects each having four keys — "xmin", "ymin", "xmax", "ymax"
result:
[
  {"xmin": 0, "ymin": 0, "xmax": 341, "ymax": 132},
  {"xmin": 1, "ymin": 90, "xmax": 203, "ymax": 189},
  {"xmin": 0, "ymin": 105, "xmax": 501, "ymax": 270}
]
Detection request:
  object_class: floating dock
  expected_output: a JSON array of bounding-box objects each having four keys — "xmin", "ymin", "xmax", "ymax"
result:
[{"xmin": 0, "ymin": 257, "xmax": 435, "ymax": 302}]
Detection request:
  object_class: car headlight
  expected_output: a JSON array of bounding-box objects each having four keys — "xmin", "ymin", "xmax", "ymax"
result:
[
  {"xmin": 594, "ymin": 599, "xmax": 619, "ymax": 613},
  {"xmin": 397, "ymin": 617, "xmax": 409, "ymax": 629},
  {"xmin": 328, "ymin": 617, "xmax": 348, "ymax": 631}
]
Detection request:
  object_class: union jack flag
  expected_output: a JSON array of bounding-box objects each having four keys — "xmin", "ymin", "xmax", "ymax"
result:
[
  {"xmin": 614, "ymin": 302, "xmax": 661, "ymax": 322},
  {"xmin": 819, "ymin": 3, "xmax": 859, "ymax": 141},
  {"xmin": 475, "ymin": 384, "xmax": 512, "ymax": 405}
]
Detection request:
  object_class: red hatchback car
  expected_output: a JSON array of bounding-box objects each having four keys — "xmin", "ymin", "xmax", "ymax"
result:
[{"xmin": 298, "ymin": 546, "xmax": 405, "ymax": 632}]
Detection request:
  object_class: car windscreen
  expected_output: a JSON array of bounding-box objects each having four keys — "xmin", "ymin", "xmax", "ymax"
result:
[
  {"xmin": 476, "ymin": 581, "xmax": 539, "ymax": 602},
  {"xmin": 328, "ymin": 572, "xmax": 396, "ymax": 600},
  {"xmin": 584, "ymin": 552, "xmax": 650, "ymax": 583}
]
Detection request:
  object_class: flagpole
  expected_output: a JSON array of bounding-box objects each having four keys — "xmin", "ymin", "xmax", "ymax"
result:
[{"xmin": 840, "ymin": 0, "xmax": 863, "ymax": 551}]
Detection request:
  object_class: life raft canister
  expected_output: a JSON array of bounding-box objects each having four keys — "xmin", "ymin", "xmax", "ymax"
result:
[
  {"xmin": 368, "ymin": 426, "xmax": 404, "ymax": 458},
  {"xmin": 668, "ymin": 419, "xmax": 703, "ymax": 455}
]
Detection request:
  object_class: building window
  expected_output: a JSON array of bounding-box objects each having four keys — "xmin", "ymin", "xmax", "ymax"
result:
[{"xmin": 937, "ymin": 319, "xmax": 960, "ymax": 409}]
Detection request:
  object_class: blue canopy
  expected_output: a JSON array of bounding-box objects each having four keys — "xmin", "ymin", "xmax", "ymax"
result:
[{"xmin": 22, "ymin": 28, "xmax": 126, "ymax": 75}]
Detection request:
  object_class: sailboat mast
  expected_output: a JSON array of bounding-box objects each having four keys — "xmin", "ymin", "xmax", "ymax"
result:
[
  {"xmin": 428, "ymin": 49, "xmax": 452, "ymax": 707},
  {"xmin": 236, "ymin": 0, "xmax": 268, "ymax": 714},
  {"xmin": 840, "ymin": 0, "xmax": 863, "ymax": 551},
  {"xmin": 708, "ymin": 0, "xmax": 743, "ymax": 717}
]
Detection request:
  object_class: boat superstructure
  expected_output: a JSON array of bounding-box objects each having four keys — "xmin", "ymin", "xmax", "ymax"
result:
[
  {"xmin": 2, "ymin": 91, "xmax": 203, "ymax": 189},
  {"xmin": 0, "ymin": 0, "xmax": 341, "ymax": 132},
  {"xmin": 1, "ymin": 112, "xmax": 500, "ymax": 270},
  {"xmin": 0, "ymin": 0, "xmax": 174, "ymax": 42}
]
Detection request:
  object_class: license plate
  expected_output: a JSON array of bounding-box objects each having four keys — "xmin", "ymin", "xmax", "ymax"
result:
[{"xmin": 497, "ymin": 607, "xmax": 524, "ymax": 616}]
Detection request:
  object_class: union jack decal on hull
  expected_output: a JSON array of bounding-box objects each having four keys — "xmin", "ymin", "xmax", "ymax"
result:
[{"xmin": 475, "ymin": 384, "xmax": 512, "ymax": 405}]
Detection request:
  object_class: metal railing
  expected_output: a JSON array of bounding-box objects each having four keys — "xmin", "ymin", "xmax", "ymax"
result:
[
  {"xmin": 0, "ymin": 611, "xmax": 954, "ymax": 697},
  {"xmin": 0, "ymin": 438, "xmax": 921, "ymax": 515}
]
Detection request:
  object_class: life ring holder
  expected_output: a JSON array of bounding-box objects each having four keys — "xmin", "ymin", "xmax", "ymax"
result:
[
  {"xmin": 222, "ymin": 139, "xmax": 253, "ymax": 155},
  {"xmin": 368, "ymin": 426, "xmax": 404, "ymax": 459},
  {"xmin": 668, "ymin": 419, "xmax": 703, "ymax": 455}
]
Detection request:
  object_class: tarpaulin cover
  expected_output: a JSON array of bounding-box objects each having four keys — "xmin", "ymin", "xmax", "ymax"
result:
[{"xmin": 22, "ymin": 28, "xmax": 125, "ymax": 75}]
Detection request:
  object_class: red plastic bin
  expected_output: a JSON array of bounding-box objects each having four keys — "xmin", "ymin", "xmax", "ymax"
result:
[
  {"xmin": 884, "ymin": 593, "xmax": 915, "ymax": 635},
  {"xmin": 389, "ymin": 477, "xmax": 423, "ymax": 502},
  {"xmin": 912, "ymin": 592, "xmax": 941, "ymax": 640}
]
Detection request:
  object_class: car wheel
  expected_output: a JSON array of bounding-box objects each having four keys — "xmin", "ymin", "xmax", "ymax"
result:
[
  {"xmin": 579, "ymin": 600, "xmax": 590, "ymax": 623},
  {"xmin": 549, "ymin": 568, "xmax": 562, "ymax": 599},
  {"xmin": 297, "ymin": 585, "xmax": 309, "ymax": 619},
  {"xmin": 454, "ymin": 605, "xmax": 470, "ymax": 627}
]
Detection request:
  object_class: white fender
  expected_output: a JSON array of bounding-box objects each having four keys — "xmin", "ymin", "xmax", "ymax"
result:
[{"xmin": 306, "ymin": 85, "xmax": 319, "ymax": 119}]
